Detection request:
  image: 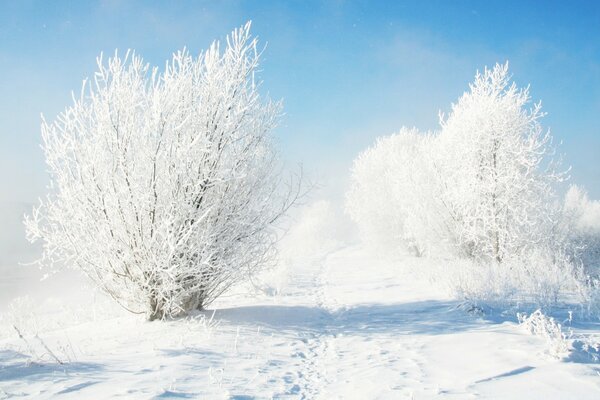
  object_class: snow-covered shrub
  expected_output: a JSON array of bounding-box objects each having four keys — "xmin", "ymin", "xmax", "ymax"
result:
[
  {"xmin": 345, "ymin": 128, "xmax": 444, "ymax": 257},
  {"xmin": 548, "ymin": 185, "xmax": 600, "ymax": 314},
  {"xmin": 449, "ymin": 248, "xmax": 583, "ymax": 310},
  {"xmin": 562, "ymin": 185, "xmax": 600, "ymax": 274},
  {"xmin": 25, "ymin": 23, "xmax": 299, "ymax": 320},
  {"xmin": 564, "ymin": 185, "xmax": 600, "ymax": 235},
  {"xmin": 446, "ymin": 258, "xmax": 518, "ymax": 307},
  {"xmin": 518, "ymin": 309, "xmax": 571, "ymax": 358},
  {"xmin": 0, "ymin": 296, "xmax": 38, "ymax": 340}
]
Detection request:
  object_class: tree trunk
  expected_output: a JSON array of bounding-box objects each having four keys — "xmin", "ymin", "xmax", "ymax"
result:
[{"xmin": 148, "ymin": 296, "xmax": 164, "ymax": 321}]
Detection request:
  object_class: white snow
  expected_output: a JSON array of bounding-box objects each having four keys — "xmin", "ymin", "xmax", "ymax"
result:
[{"xmin": 1, "ymin": 245, "xmax": 599, "ymax": 399}]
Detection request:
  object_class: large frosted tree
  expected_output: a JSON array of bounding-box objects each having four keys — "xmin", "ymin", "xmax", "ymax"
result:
[
  {"xmin": 25, "ymin": 23, "xmax": 299, "ymax": 320},
  {"xmin": 434, "ymin": 62, "xmax": 564, "ymax": 262}
]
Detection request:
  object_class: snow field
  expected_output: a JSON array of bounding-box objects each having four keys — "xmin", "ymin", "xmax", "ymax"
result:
[{"xmin": 1, "ymin": 245, "xmax": 599, "ymax": 399}]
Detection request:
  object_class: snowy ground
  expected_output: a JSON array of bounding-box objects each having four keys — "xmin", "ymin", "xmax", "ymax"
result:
[{"xmin": 1, "ymin": 245, "xmax": 599, "ymax": 399}]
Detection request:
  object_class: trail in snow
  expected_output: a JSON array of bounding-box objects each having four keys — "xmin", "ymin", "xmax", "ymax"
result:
[{"xmin": 1, "ymin": 245, "xmax": 599, "ymax": 399}]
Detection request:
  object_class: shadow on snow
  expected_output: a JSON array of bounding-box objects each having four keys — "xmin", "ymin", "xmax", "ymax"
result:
[
  {"xmin": 206, "ymin": 300, "xmax": 485, "ymax": 336},
  {"xmin": 0, "ymin": 349, "xmax": 104, "ymax": 383}
]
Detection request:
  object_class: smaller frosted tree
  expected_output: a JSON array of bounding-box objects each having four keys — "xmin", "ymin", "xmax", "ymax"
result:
[
  {"xmin": 345, "ymin": 127, "xmax": 442, "ymax": 257},
  {"xmin": 25, "ymin": 23, "xmax": 299, "ymax": 320},
  {"xmin": 562, "ymin": 185, "xmax": 600, "ymax": 273},
  {"xmin": 434, "ymin": 62, "xmax": 565, "ymax": 262}
]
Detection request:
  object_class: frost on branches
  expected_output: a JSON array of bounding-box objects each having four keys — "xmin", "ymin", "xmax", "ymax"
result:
[
  {"xmin": 25, "ymin": 23, "xmax": 299, "ymax": 320},
  {"xmin": 345, "ymin": 128, "xmax": 442, "ymax": 258},
  {"xmin": 434, "ymin": 62, "xmax": 566, "ymax": 263},
  {"xmin": 562, "ymin": 185, "xmax": 600, "ymax": 276}
]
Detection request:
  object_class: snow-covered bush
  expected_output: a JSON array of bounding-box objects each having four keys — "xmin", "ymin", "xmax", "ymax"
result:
[
  {"xmin": 25, "ymin": 23, "xmax": 299, "ymax": 320},
  {"xmin": 449, "ymin": 248, "xmax": 583, "ymax": 310},
  {"xmin": 564, "ymin": 185, "xmax": 600, "ymax": 235},
  {"xmin": 518, "ymin": 309, "xmax": 571, "ymax": 358},
  {"xmin": 562, "ymin": 185, "xmax": 600, "ymax": 273},
  {"xmin": 345, "ymin": 128, "xmax": 444, "ymax": 257}
]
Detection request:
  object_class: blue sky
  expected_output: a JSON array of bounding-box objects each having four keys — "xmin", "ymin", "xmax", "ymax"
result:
[{"xmin": 1, "ymin": 0, "xmax": 599, "ymax": 203}]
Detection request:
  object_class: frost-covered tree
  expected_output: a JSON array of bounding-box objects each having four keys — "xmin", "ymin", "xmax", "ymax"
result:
[
  {"xmin": 345, "ymin": 128, "xmax": 443, "ymax": 257},
  {"xmin": 564, "ymin": 185, "xmax": 600, "ymax": 237},
  {"xmin": 434, "ymin": 62, "xmax": 565, "ymax": 262},
  {"xmin": 25, "ymin": 23, "xmax": 299, "ymax": 320},
  {"xmin": 561, "ymin": 185, "xmax": 600, "ymax": 273}
]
